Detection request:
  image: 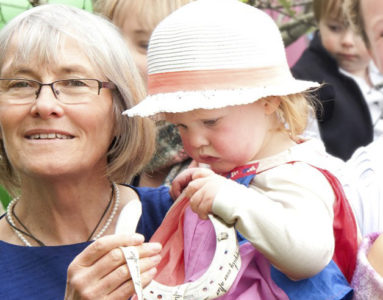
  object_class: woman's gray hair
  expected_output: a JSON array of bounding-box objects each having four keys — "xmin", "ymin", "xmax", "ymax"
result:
[{"xmin": 0, "ymin": 4, "xmax": 155, "ymax": 195}]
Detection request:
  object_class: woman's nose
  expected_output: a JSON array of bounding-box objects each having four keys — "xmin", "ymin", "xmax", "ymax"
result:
[{"xmin": 29, "ymin": 85, "xmax": 64, "ymax": 119}]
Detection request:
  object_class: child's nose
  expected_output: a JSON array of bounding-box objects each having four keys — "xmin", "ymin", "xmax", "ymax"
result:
[
  {"xmin": 341, "ymin": 29, "xmax": 355, "ymax": 47},
  {"xmin": 189, "ymin": 130, "xmax": 209, "ymax": 148}
]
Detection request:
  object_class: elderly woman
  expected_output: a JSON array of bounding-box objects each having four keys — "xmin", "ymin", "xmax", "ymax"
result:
[{"xmin": 0, "ymin": 4, "xmax": 173, "ymax": 299}]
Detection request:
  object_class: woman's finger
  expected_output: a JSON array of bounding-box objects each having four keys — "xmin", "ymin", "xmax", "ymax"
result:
[
  {"xmin": 65, "ymin": 238, "xmax": 161, "ymax": 300},
  {"xmin": 72, "ymin": 234, "xmax": 145, "ymax": 267},
  {"xmin": 97, "ymin": 253, "xmax": 161, "ymax": 295},
  {"xmin": 77, "ymin": 241, "xmax": 162, "ymax": 283},
  {"xmin": 107, "ymin": 267, "xmax": 158, "ymax": 300}
]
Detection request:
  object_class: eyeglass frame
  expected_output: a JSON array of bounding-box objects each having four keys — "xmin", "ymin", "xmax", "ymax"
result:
[{"xmin": 0, "ymin": 78, "xmax": 116, "ymax": 102}]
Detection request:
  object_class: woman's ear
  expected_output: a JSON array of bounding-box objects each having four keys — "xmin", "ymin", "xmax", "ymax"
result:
[{"xmin": 262, "ymin": 96, "xmax": 281, "ymax": 115}]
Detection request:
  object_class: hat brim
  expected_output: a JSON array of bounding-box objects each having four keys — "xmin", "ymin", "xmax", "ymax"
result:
[{"xmin": 123, "ymin": 79, "xmax": 319, "ymax": 117}]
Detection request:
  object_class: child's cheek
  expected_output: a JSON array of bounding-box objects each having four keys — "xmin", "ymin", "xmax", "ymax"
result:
[{"xmin": 180, "ymin": 138, "xmax": 195, "ymax": 159}]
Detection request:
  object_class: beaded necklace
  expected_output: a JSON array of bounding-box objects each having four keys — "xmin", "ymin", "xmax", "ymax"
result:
[{"xmin": 5, "ymin": 182, "xmax": 120, "ymax": 247}]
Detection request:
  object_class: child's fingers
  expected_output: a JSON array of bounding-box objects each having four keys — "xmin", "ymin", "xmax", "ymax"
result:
[
  {"xmin": 188, "ymin": 184, "xmax": 213, "ymax": 219},
  {"xmin": 183, "ymin": 176, "xmax": 207, "ymax": 199},
  {"xmin": 191, "ymin": 168, "xmax": 215, "ymax": 180},
  {"xmin": 170, "ymin": 168, "xmax": 198, "ymax": 199}
]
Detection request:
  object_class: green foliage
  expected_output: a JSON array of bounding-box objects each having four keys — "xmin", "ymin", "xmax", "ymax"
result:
[
  {"xmin": 0, "ymin": 0, "xmax": 93, "ymax": 29},
  {"xmin": 278, "ymin": 0, "xmax": 296, "ymax": 17},
  {"xmin": 0, "ymin": 186, "xmax": 11, "ymax": 209}
]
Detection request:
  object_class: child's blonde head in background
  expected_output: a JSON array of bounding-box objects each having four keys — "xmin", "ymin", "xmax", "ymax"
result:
[
  {"xmin": 94, "ymin": 0, "xmax": 195, "ymax": 85},
  {"xmin": 95, "ymin": 0, "xmax": 194, "ymax": 32}
]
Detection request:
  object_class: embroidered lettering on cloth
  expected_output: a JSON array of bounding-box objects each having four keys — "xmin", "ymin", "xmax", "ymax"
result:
[{"xmin": 222, "ymin": 162, "xmax": 259, "ymax": 180}]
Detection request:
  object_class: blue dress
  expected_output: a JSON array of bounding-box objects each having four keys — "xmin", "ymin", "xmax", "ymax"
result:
[{"xmin": 0, "ymin": 185, "xmax": 172, "ymax": 300}]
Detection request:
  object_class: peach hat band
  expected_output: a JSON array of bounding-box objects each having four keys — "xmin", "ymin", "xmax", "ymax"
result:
[{"xmin": 148, "ymin": 66, "xmax": 292, "ymax": 95}]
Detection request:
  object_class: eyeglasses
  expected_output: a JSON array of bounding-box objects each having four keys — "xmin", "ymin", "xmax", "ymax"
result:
[{"xmin": 0, "ymin": 78, "xmax": 116, "ymax": 104}]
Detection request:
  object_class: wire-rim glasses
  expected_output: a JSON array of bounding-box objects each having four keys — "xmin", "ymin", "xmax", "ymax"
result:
[{"xmin": 0, "ymin": 78, "xmax": 116, "ymax": 104}]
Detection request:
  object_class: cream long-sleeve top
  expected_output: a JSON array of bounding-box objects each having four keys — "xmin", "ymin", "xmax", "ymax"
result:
[
  {"xmin": 341, "ymin": 137, "xmax": 383, "ymax": 237},
  {"xmin": 212, "ymin": 138, "xmax": 346, "ymax": 280}
]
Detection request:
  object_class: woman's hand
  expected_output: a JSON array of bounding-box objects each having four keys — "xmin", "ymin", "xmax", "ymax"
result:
[
  {"xmin": 171, "ymin": 167, "xmax": 227, "ymax": 220},
  {"xmin": 64, "ymin": 234, "xmax": 162, "ymax": 300}
]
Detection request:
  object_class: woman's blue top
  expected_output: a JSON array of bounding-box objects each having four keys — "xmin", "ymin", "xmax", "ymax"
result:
[{"xmin": 0, "ymin": 185, "xmax": 172, "ymax": 300}]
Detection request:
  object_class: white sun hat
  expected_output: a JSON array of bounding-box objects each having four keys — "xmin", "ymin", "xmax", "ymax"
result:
[{"xmin": 124, "ymin": 0, "xmax": 319, "ymax": 117}]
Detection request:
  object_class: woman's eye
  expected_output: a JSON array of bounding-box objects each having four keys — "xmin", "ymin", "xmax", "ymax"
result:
[
  {"xmin": 9, "ymin": 80, "xmax": 33, "ymax": 88},
  {"xmin": 66, "ymin": 80, "xmax": 87, "ymax": 87}
]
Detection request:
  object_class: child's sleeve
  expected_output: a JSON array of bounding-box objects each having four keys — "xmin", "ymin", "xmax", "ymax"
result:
[{"xmin": 212, "ymin": 162, "xmax": 335, "ymax": 280}]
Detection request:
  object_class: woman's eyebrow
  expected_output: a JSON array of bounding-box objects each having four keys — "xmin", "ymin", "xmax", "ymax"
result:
[
  {"xmin": 56, "ymin": 65, "xmax": 93, "ymax": 76},
  {"xmin": 1, "ymin": 67, "xmax": 36, "ymax": 78}
]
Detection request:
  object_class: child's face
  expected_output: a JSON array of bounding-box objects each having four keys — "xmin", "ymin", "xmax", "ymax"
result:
[
  {"xmin": 120, "ymin": 14, "xmax": 152, "ymax": 87},
  {"xmin": 361, "ymin": 0, "xmax": 383, "ymax": 73},
  {"xmin": 165, "ymin": 101, "xmax": 273, "ymax": 173},
  {"xmin": 319, "ymin": 15, "xmax": 371, "ymax": 74}
]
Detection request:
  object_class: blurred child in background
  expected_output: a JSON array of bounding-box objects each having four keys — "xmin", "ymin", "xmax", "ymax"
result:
[
  {"xmin": 292, "ymin": 0, "xmax": 383, "ymax": 161},
  {"xmin": 94, "ymin": 0, "xmax": 194, "ymax": 187}
]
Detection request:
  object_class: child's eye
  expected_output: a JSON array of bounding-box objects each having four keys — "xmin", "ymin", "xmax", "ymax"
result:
[
  {"xmin": 328, "ymin": 24, "xmax": 343, "ymax": 33},
  {"xmin": 139, "ymin": 42, "xmax": 149, "ymax": 51},
  {"xmin": 203, "ymin": 119, "xmax": 219, "ymax": 126},
  {"xmin": 175, "ymin": 124, "xmax": 187, "ymax": 130}
]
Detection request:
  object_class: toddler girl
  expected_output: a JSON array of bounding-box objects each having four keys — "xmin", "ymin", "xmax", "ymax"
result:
[{"xmin": 125, "ymin": 0, "xmax": 356, "ymax": 298}]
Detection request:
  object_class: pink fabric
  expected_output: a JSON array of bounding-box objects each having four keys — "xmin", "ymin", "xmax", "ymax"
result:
[
  {"xmin": 351, "ymin": 232, "xmax": 383, "ymax": 299},
  {"xmin": 183, "ymin": 207, "xmax": 288, "ymax": 299},
  {"xmin": 149, "ymin": 197, "xmax": 189, "ymax": 285}
]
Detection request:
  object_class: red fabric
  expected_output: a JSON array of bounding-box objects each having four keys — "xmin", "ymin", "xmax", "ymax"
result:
[
  {"xmin": 314, "ymin": 167, "xmax": 358, "ymax": 283},
  {"xmin": 148, "ymin": 161, "xmax": 357, "ymax": 287},
  {"xmin": 149, "ymin": 196, "xmax": 189, "ymax": 285},
  {"xmin": 263, "ymin": 161, "xmax": 358, "ymax": 283}
]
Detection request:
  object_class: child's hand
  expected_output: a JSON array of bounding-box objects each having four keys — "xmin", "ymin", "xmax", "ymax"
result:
[
  {"xmin": 172, "ymin": 167, "xmax": 227, "ymax": 220},
  {"xmin": 169, "ymin": 160, "xmax": 205, "ymax": 199},
  {"xmin": 170, "ymin": 167, "xmax": 199, "ymax": 199}
]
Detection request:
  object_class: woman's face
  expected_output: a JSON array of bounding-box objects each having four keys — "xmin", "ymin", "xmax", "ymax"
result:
[
  {"xmin": 0, "ymin": 37, "xmax": 116, "ymax": 181},
  {"xmin": 362, "ymin": 0, "xmax": 383, "ymax": 73}
]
